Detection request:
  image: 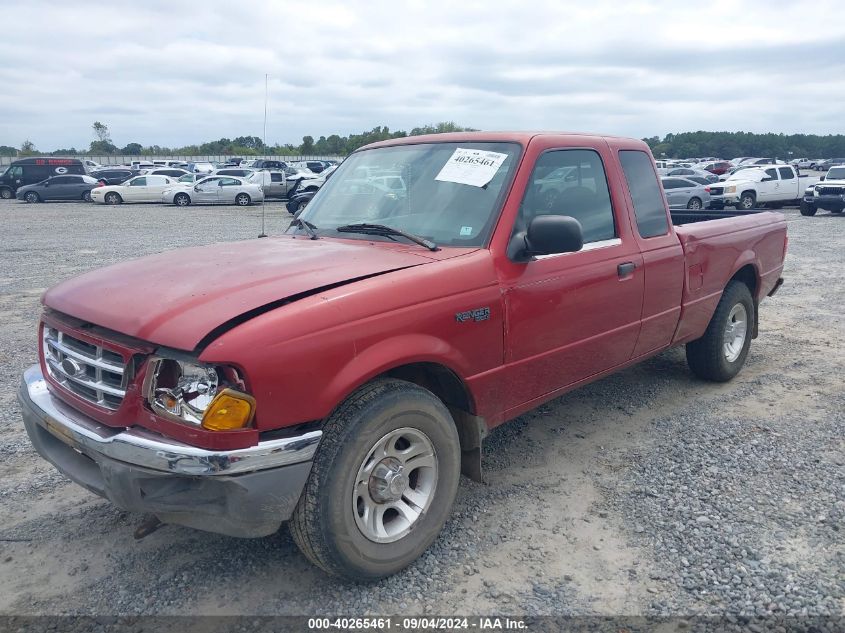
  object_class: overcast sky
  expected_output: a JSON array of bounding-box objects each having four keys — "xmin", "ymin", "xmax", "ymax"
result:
[{"xmin": 2, "ymin": 0, "xmax": 843, "ymax": 150}]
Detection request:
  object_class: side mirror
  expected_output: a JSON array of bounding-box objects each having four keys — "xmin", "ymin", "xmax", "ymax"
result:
[
  {"xmin": 762, "ymin": 176, "xmax": 774, "ymax": 182},
  {"xmin": 509, "ymin": 215, "xmax": 583, "ymax": 261},
  {"xmin": 194, "ymin": 185, "xmax": 200, "ymax": 192},
  {"xmin": 218, "ymin": 181, "xmax": 225, "ymax": 187},
  {"xmin": 819, "ymin": 176, "xmax": 826, "ymax": 181}
]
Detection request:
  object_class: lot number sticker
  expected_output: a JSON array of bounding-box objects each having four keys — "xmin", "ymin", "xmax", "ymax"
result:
[{"xmin": 435, "ymin": 148, "xmax": 508, "ymax": 188}]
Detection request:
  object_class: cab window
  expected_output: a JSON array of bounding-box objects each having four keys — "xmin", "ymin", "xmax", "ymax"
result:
[
  {"xmin": 518, "ymin": 149, "xmax": 616, "ymax": 244},
  {"xmin": 619, "ymin": 150, "xmax": 669, "ymax": 238}
]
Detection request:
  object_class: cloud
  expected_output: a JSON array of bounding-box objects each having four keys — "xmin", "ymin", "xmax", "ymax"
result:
[{"xmin": 0, "ymin": 0, "xmax": 843, "ymax": 150}]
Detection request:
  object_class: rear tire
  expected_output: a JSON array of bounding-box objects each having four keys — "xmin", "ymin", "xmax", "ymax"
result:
[
  {"xmin": 0, "ymin": 188, "xmax": 12, "ymax": 199},
  {"xmin": 686, "ymin": 281, "xmax": 754, "ymax": 382},
  {"xmin": 800, "ymin": 201, "xmax": 817, "ymax": 216},
  {"xmin": 24, "ymin": 192, "xmax": 40, "ymax": 203},
  {"xmin": 290, "ymin": 379, "xmax": 461, "ymax": 580},
  {"xmin": 686, "ymin": 197, "xmax": 702, "ymax": 210},
  {"xmin": 82, "ymin": 190, "xmax": 92, "ymax": 202},
  {"xmin": 105, "ymin": 192, "xmax": 122, "ymax": 205}
]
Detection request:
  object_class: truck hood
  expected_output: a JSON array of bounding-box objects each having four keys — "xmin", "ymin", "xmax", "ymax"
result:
[{"xmin": 43, "ymin": 237, "xmax": 439, "ymax": 350}]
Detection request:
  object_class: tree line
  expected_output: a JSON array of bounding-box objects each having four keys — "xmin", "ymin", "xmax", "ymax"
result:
[
  {"xmin": 643, "ymin": 131, "xmax": 845, "ymax": 160},
  {"xmin": 2, "ymin": 122, "xmax": 476, "ymax": 158},
  {"xmin": 4, "ymin": 126, "xmax": 845, "ymax": 159}
]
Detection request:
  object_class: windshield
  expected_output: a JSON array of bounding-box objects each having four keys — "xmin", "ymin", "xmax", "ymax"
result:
[
  {"xmin": 826, "ymin": 167, "xmax": 845, "ymax": 180},
  {"xmin": 292, "ymin": 142, "xmax": 520, "ymax": 247}
]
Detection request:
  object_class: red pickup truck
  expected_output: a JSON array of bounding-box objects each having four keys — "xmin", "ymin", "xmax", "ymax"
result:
[{"xmin": 19, "ymin": 132, "xmax": 787, "ymax": 580}]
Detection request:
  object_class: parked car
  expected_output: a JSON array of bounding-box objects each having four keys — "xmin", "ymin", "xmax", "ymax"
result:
[
  {"xmin": 0, "ymin": 157, "xmax": 87, "ymax": 199},
  {"xmin": 246, "ymin": 170, "xmax": 288, "ymax": 198},
  {"xmin": 213, "ymin": 168, "xmax": 255, "ymax": 178},
  {"xmin": 148, "ymin": 168, "xmax": 190, "ymax": 179},
  {"xmin": 660, "ymin": 177, "xmax": 712, "ymax": 210},
  {"xmin": 130, "ymin": 161, "xmax": 156, "ymax": 171},
  {"xmin": 19, "ymin": 132, "xmax": 787, "ymax": 581},
  {"xmin": 289, "ymin": 160, "xmax": 327, "ymax": 173},
  {"xmin": 814, "ymin": 158, "xmax": 845, "ymax": 172},
  {"xmin": 699, "ymin": 161, "xmax": 732, "ymax": 175},
  {"xmin": 681, "ymin": 175, "xmax": 714, "ymax": 187},
  {"xmin": 666, "ymin": 168, "xmax": 719, "ymax": 183},
  {"xmin": 90, "ymin": 168, "xmax": 138, "ymax": 185},
  {"xmin": 286, "ymin": 188, "xmax": 317, "ymax": 214},
  {"xmin": 90, "ymin": 174, "xmax": 178, "ymax": 204},
  {"xmin": 243, "ymin": 159, "xmax": 287, "ymax": 170},
  {"xmin": 161, "ymin": 175, "xmax": 264, "ymax": 206},
  {"xmin": 15, "ymin": 175, "xmax": 99, "ymax": 203},
  {"xmin": 800, "ymin": 166, "xmax": 845, "ymax": 216},
  {"xmin": 176, "ymin": 173, "xmax": 206, "ymax": 185},
  {"xmin": 187, "ymin": 162, "xmax": 215, "ymax": 174},
  {"xmin": 223, "ymin": 157, "xmax": 244, "ymax": 167},
  {"xmin": 709, "ymin": 165, "xmax": 803, "ymax": 209}
]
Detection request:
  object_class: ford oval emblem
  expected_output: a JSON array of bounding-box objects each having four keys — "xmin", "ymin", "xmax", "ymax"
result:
[{"xmin": 61, "ymin": 358, "xmax": 85, "ymax": 377}]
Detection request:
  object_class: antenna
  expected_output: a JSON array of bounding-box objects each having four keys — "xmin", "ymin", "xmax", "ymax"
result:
[{"xmin": 258, "ymin": 73, "xmax": 269, "ymax": 238}]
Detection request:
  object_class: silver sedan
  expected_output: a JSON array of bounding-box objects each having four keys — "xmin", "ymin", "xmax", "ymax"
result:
[
  {"xmin": 161, "ymin": 176, "xmax": 264, "ymax": 206},
  {"xmin": 661, "ymin": 177, "xmax": 712, "ymax": 210}
]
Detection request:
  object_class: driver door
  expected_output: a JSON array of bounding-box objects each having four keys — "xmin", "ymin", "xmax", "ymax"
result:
[
  {"xmin": 500, "ymin": 146, "xmax": 644, "ymax": 412},
  {"xmin": 758, "ymin": 168, "xmax": 780, "ymax": 201},
  {"xmin": 193, "ymin": 177, "xmax": 221, "ymax": 203}
]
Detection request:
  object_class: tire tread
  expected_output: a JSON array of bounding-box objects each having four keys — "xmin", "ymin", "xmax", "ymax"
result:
[{"xmin": 686, "ymin": 281, "xmax": 753, "ymax": 382}]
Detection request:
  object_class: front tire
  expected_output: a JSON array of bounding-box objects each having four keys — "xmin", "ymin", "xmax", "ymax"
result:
[
  {"xmin": 686, "ymin": 281, "xmax": 754, "ymax": 382},
  {"xmin": 687, "ymin": 197, "xmax": 702, "ymax": 210},
  {"xmin": 105, "ymin": 192, "xmax": 122, "ymax": 205},
  {"xmin": 290, "ymin": 379, "xmax": 461, "ymax": 580},
  {"xmin": 24, "ymin": 192, "xmax": 40, "ymax": 203},
  {"xmin": 235, "ymin": 193, "xmax": 251, "ymax": 206},
  {"xmin": 737, "ymin": 191, "xmax": 756, "ymax": 210},
  {"xmin": 800, "ymin": 200, "xmax": 817, "ymax": 216},
  {"xmin": 173, "ymin": 193, "xmax": 191, "ymax": 207}
]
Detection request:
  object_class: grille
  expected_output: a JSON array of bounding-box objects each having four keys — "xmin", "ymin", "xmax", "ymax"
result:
[
  {"xmin": 42, "ymin": 326, "xmax": 127, "ymax": 410},
  {"xmin": 817, "ymin": 186, "xmax": 845, "ymax": 196},
  {"xmin": 709, "ymin": 186, "xmax": 724, "ymax": 195}
]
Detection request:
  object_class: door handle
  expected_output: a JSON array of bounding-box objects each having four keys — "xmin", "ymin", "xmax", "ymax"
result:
[{"xmin": 617, "ymin": 262, "xmax": 636, "ymax": 277}]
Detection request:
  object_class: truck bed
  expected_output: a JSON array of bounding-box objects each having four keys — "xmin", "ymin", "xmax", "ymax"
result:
[{"xmin": 669, "ymin": 208, "xmax": 766, "ymax": 225}]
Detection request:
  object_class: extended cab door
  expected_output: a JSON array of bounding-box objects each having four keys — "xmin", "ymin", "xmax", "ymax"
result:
[
  {"xmin": 617, "ymin": 148, "xmax": 685, "ymax": 356},
  {"xmin": 496, "ymin": 142, "xmax": 645, "ymax": 414}
]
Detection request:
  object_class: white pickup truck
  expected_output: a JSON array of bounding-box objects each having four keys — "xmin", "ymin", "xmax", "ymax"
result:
[
  {"xmin": 708, "ymin": 165, "xmax": 815, "ymax": 210},
  {"xmin": 800, "ymin": 166, "xmax": 845, "ymax": 216}
]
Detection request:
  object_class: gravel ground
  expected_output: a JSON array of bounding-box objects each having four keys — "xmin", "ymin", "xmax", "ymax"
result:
[{"xmin": 0, "ymin": 198, "xmax": 842, "ymax": 625}]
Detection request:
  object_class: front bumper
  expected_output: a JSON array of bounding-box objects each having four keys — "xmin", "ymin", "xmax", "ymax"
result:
[
  {"xmin": 812, "ymin": 195, "xmax": 845, "ymax": 211},
  {"xmin": 18, "ymin": 365, "xmax": 320, "ymax": 537},
  {"xmin": 709, "ymin": 193, "xmax": 740, "ymax": 206}
]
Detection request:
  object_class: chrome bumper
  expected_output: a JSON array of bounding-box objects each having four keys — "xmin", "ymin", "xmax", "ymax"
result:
[
  {"xmin": 19, "ymin": 365, "xmax": 321, "ymax": 476},
  {"xmin": 19, "ymin": 365, "xmax": 321, "ymax": 537}
]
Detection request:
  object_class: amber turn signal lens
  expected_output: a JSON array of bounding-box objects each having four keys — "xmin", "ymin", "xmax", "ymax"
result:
[{"xmin": 201, "ymin": 389, "xmax": 256, "ymax": 431}]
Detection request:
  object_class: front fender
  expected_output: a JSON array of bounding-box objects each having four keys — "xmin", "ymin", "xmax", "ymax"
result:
[{"xmin": 323, "ymin": 334, "xmax": 473, "ymax": 416}]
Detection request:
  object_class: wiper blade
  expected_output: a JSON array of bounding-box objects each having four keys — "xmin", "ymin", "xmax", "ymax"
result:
[
  {"xmin": 335, "ymin": 223, "xmax": 438, "ymax": 251},
  {"xmin": 291, "ymin": 217, "xmax": 319, "ymax": 240}
]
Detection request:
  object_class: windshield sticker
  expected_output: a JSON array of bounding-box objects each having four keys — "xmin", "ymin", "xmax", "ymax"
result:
[
  {"xmin": 435, "ymin": 148, "xmax": 508, "ymax": 188},
  {"xmin": 460, "ymin": 226, "xmax": 473, "ymax": 236}
]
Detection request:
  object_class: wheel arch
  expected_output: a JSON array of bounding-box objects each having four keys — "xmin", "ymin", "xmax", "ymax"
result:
[
  {"xmin": 728, "ymin": 261, "xmax": 760, "ymax": 338},
  {"xmin": 326, "ymin": 349, "xmax": 486, "ymax": 482}
]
